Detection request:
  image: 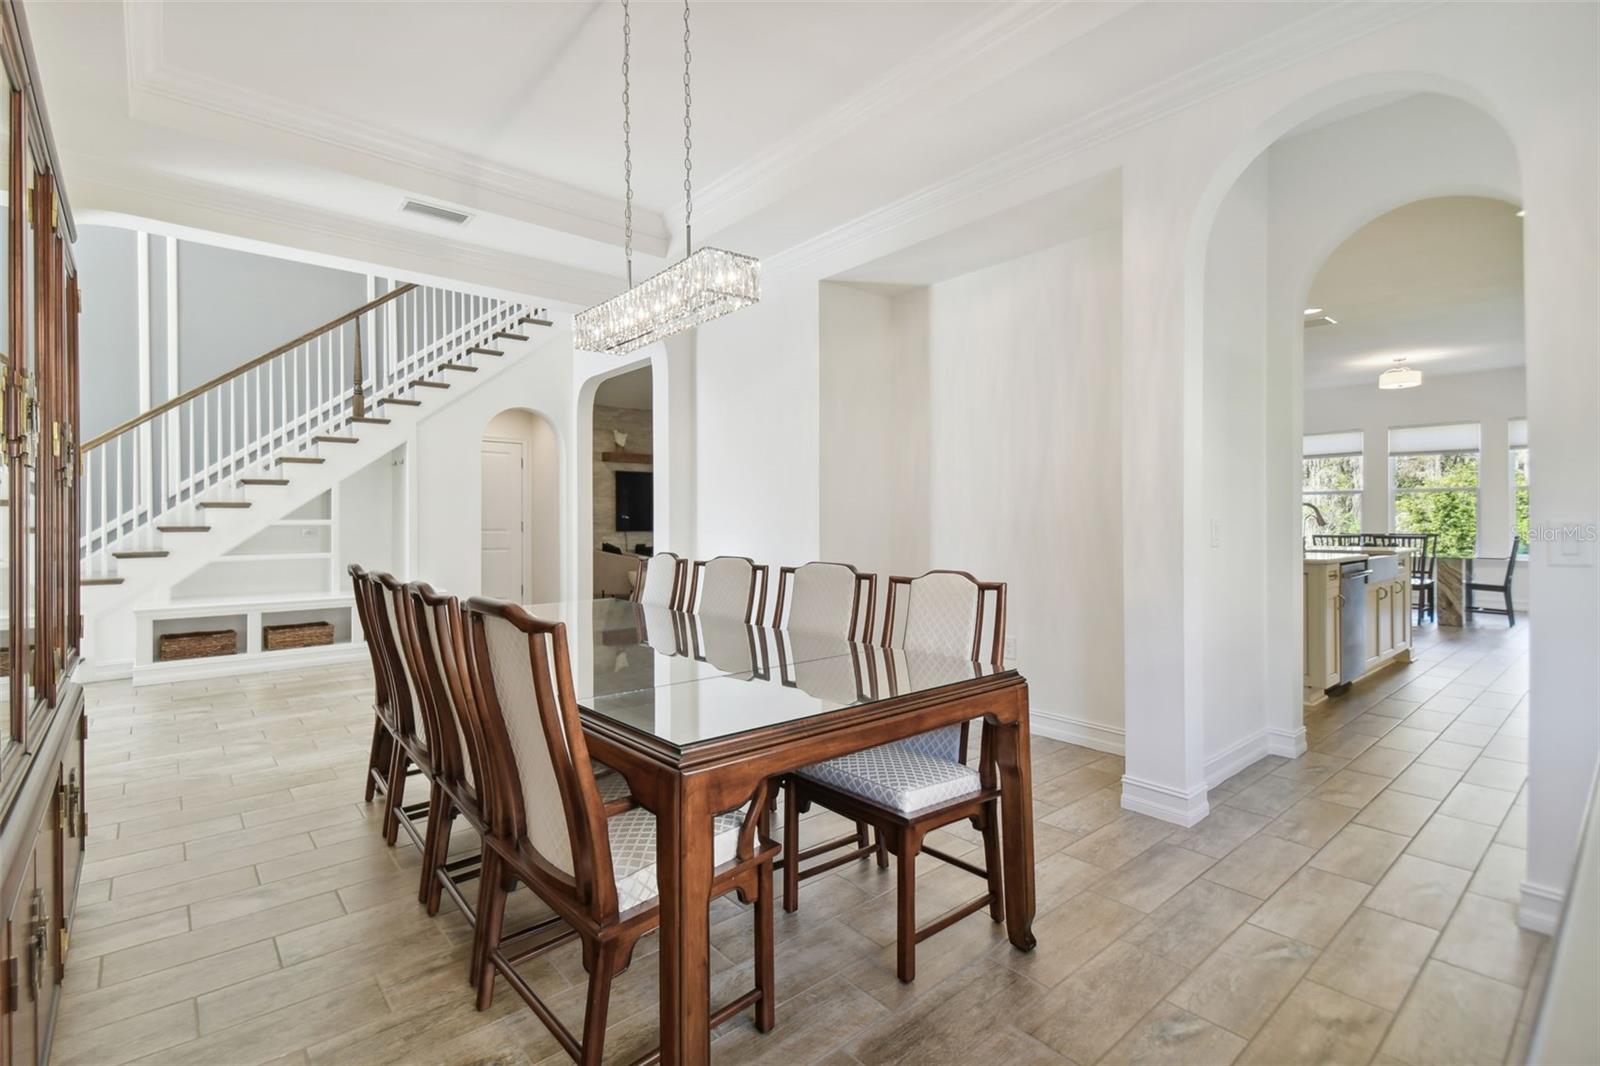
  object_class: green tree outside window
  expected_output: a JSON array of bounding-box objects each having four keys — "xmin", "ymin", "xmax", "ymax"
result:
[{"xmin": 1393, "ymin": 451, "xmax": 1479, "ymax": 557}]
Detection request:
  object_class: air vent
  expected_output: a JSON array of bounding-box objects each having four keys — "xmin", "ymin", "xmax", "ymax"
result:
[{"xmin": 400, "ymin": 199, "xmax": 472, "ymax": 225}]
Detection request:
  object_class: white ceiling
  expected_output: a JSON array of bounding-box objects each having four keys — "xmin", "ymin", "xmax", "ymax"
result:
[
  {"xmin": 1303, "ymin": 196, "xmax": 1524, "ymax": 391},
  {"xmin": 594, "ymin": 366, "xmax": 652, "ymax": 410},
  {"xmin": 28, "ymin": 1, "xmax": 1377, "ymax": 306}
]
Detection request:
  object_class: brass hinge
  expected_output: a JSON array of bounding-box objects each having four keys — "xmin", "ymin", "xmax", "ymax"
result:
[
  {"xmin": 59, "ymin": 926, "xmax": 69, "ymax": 957},
  {"xmin": 58, "ymin": 782, "xmax": 67, "ymax": 830},
  {"xmin": 2, "ymin": 955, "xmax": 16, "ymax": 1014}
]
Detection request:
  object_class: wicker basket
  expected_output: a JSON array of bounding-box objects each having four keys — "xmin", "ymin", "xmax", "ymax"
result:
[
  {"xmin": 158, "ymin": 630, "xmax": 238, "ymax": 662},
  {"xmin": 263, "ymin": 621, "xmax": 335, "ymax": 652}
]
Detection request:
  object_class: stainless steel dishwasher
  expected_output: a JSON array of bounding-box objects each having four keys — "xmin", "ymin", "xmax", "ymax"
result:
[{"xmin": 1331, "ymin": 553, "xmax": 1401, "ymax": 695}]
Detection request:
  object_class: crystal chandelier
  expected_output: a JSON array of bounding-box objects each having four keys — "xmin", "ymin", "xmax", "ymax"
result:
[{"xmin": 575, "ymin": 0, "xmax": 760, "ymax": 356}]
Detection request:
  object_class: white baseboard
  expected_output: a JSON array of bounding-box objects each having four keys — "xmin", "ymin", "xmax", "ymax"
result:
[
  {"xmin": 1030, "ymin": 708, "xmax": 1124, "ymax": 755},
  {"xmin": 132, "ymin": 643, "xmax": 366, "ymax": 687},
  {"xmin": 1204, "ymin": 731, "xmax": 1272, "ymax": 789},
  {"xmin": 74, "ymin": 657, "xmax": 135, "ymax": 684},
  {"xmin": 1120, "ymin": 774, "xmax": 1210, "ymax": 827},
  {"xmin": 1266, "ymin": 725, "xmax": 1307, "ymax": 759},
  {"xmin": 1518, "ymin": 879, "xmax": 1565, "ymax": 935}
]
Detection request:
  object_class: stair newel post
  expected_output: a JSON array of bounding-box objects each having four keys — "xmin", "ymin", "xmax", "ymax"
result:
[{"xmin": 352, "ymin": 314, "xmax": 366, "ymax": 420}]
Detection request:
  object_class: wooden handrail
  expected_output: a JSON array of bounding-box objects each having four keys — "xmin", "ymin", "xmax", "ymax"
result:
[{"xmin": 82, "ymin": 283, "xmax": 417, "ymax": 451}]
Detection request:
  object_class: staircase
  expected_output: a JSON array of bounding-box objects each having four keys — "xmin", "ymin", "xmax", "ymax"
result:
[{"xmin": 78, "ymin": 281, "xmax": 551, "ymax": 675}]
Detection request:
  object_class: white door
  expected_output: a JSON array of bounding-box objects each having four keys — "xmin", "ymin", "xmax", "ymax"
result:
[{"xmin": 481, "ymin": 437, "xmax": 525, "ymax": 600}]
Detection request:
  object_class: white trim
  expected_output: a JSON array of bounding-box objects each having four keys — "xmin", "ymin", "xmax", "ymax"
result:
[
  {"xmin": 1121, "ymin": 774, "xmax": 1211, "ymax": 827},
  {"xmin": 136, "ymin": 232, "xmax": 152, "ymax": 410},
  {"xmin": 1267, "ymin": 725, "xmax": 1308, "ymax": 758},
  {"xmin": 1518, "ymin": 879, "xmax": 1565, "ymax": 935},
  {"xmin": 1030, "ymin": 707, "xmax": 1124, "ymax": 755},
  {"xmin": 74, "ymin": 657, "xmax": 136, "ymax": 684},
  {"xmin": 1205, "ymin": 730, "xmax": 1272, "ymax": 789},
  {"xmin": 132, "ymin": 642, "xmax": 366, "ymax": 687}
]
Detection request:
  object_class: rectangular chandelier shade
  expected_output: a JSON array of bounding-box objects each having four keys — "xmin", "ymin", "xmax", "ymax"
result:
[{"xmin": 575, "ymin": 247, "xmax": 761, "ymax": 355}]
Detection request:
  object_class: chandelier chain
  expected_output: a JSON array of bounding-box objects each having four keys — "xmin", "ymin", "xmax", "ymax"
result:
[
  {"xmin": 622, "ymin": 0, "xmax": 634, "ymax": 286},
  {"xmin": 683, "ymin": 0, "xmax": 693, "ymax": 254}
]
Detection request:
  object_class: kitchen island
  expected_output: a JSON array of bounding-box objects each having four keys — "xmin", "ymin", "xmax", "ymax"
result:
[{"xmin": 1304, "ymin": 547, "xmax": 1414, "ymax": 703}]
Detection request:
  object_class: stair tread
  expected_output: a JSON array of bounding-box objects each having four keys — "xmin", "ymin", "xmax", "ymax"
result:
[
  {"xmin": 440, "ymin": 363, "xmax": 479, "ymax": 372},
  {"xmin": 82, "ymin": 576, "xmax": 126, "ymax": 586},
  {"xmin": 277, "ymin": 456, "xmax": 326, "ymax": 464},
  {"xmin": 198, "ymin": 500, "xmax": 252, "ymax": 508},
  {"xmin": 467, "ymin": 347, "xmax": 504, "ymax": 357},
  {"xmin": 379, "ymin": 397, "xmax": 422, "ymax": 407},
  {"xmin": 518, "ymin": 315, "xmax": 553, "ymax": 328},
  {"xmin": 312, "ymin": 435, "xmax": 360, "ymax": 443},
  {"xmin": 156, "ymin": 525, "xmax": 211, "ymax": 533},
  {"xmin": 411, "ymin": 379, "xmax": 450, "ymax": 389},
  {"xmin": 112, "ymin": 549, "xmax": 170, "ymax": 559},
  {"xmin": 351, "ymin": 417, "xmax": 392, "ymax": 425},
  {"xmin": 239, "ymin": 477, "xmax": 289, "ymax": 486},
  {"xmin": 494, "ymin": 331, "xmax": 530, "ymax": 341}
]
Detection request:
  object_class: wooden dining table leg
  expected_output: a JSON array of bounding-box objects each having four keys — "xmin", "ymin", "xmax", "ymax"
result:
[
  {"xmin": 656, "ymin": 772, "xmax": 716, "ymax": 1066},
  {"xmin": 991, "ymin": 683, "xmax": 1037, "ymax": 952}
]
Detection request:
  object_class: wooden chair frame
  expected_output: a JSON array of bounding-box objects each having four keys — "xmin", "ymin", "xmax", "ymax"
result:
[
  {"xmin": 783, "ymin": 569, "xmax": 1007, "ymax": 983},
  {"xmin": 630, "ymin": 551, "xmax": 687, "ymax": 609},
  {"xmin": 685, "ymin": 555, "xmax": 770, "ymax": 623},
  {"xmin": 1467, "ymin": 536, "xmax": 1521, "ymax": 626},
  {"xmin": 771, "ymin": 561, "xmax": 878, "ymax": 641},
  {"xmin": 370, "ymin": 571, "xmax": 435, "ymax": 852},
  {"xmin": 462, "ymin": 597, "xmax": 778, "ymax": 1064},
  {"xmin": 349, "ymin": 564, "xmax": 394, "ymax": 805}
]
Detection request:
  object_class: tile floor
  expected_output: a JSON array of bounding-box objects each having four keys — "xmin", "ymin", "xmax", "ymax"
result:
[{"xmin": 55, "ymin": 619, "xmax": 1547, "ymax": 1065}]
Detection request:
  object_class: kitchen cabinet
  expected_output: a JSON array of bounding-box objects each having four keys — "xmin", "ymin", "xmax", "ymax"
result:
[{"xmin": 1304, "ymin": 550, "xmax": 1413, "ymax": 703}]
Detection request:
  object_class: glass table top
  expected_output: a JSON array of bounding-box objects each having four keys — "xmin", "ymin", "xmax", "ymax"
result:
[{"xmin": 520, "ymin": 599, "xmax": 1013, "ymax": 750}]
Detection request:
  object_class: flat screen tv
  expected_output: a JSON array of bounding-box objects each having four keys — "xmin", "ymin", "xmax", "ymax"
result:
[{"xmin": 615, "ymin": 471, "xmax": 653, "ymax": 531}]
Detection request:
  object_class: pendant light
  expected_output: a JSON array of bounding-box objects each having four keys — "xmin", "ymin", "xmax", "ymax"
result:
[
  {"xmin": 575, "ymin": 0, "xmax": 760, "ymax": 356},
  {"xmin": 1378, "ymin": 355, "xmax": 1422, "ymax": 390}
]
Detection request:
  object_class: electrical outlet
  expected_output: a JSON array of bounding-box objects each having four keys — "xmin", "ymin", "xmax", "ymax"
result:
[
  {"xmin": 1210, "ymin": 518, "xmax": 1221, "ymax": 548},
  {"xmin": 1003, "ymin": 635, "xmax": 1018, "ymax": 662}
]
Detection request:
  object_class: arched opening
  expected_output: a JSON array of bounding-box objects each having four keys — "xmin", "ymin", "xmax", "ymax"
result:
[
  {"xmin": 480, "ymin": 407, "xmax": 561, "ymax": 603},
  {"xmin": 589, "ymin": 365, "xmax": 654, "ymax": 599},
  {"xmin": 1194, "ymin": 87, "xmax": 1533, "ymax": 900}
]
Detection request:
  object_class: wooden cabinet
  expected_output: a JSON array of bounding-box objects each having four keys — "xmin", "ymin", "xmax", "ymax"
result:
[{"xmin": 0, "ymin": 6, "xmax": 86, "ymax": 1063}]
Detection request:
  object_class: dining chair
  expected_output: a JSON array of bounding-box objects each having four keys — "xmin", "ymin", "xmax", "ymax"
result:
[
  {"xmin": 771, "ymin": 561, "xmax": 877, "ymax": 640},
  {"xmin": 783, "ymin": 569, "xmax": 1007, "ymax": 983},
  {"xmin": 632, "ymin": 551, "xmax": 687, "ymax": 608},
  {"xmin": 349, "ymin": 564, "xmax": 393, "ymax": 805},
  {"xmin": 1468, "ymin": 537, "xmax": 1521, "ymax": 625},
  {"xmin": 686, "ymin": 555, "xmax": 769, "ymax": 622},
  {"xmin": 462, "ymin": 597, "xmax": 778, "ymax": 1063},
  {"xmin": 371, "ymin": 571, "xmax": 435, "ymax": 850}
]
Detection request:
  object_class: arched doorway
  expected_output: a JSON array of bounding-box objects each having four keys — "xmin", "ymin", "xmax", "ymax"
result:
[{"xmin": 480, "ymin": 407, "xmax": 561, "ymax": 603}]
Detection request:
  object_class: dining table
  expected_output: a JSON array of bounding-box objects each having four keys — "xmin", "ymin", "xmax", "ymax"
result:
[{"xmin": 519, "ymin": 598, "xmax": 1039, "ymax": 1065}]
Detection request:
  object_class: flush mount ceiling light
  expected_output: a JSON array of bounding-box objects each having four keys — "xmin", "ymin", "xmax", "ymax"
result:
[
  {"xmin": 1378, "ymin": 356, "xmax": 1422, "ymax": 390},
  {"xmin": 575, "ymin": 0, "xmax": 760, "ymax": 356},
  {"xmin": 1304, "ymin": 307, "xmax": 1323, "ymax": 316}
]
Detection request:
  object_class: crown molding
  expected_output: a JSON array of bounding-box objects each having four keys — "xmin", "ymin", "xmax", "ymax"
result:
[
  {"xmin": 767, "ymin": 0, "xmax": 1439, "ymax": 277},
  {"xmin": 668, "ymin": 0, "xmax": 1123, "ymax": 240},
  {"xmin": 70, "ymin": 153, "xmax": 621, "ymax": 307},
  {"xmin": 119, "ymin": 0, "xmax": 669, "ymax": 257}
]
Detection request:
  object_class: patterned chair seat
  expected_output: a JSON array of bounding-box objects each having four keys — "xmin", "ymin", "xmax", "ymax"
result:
[
  {"xmin": 608, "ymin": 807, "xmax": 748, "ymax": 912},
  {"xmin": 593, "ymin": 765, "xmax": 634, "ymax": 803},
  {"xmin": 798, "ymin": 745, "xmax": 981, "ymax": 815}
]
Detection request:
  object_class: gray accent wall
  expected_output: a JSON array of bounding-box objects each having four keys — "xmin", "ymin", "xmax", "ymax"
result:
[{"xmin": 76, "ymin": 226, "xmax": 141, "ymax": 440}]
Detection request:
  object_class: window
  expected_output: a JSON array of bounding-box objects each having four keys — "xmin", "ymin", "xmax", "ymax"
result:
[
  {"xmin": 1390, "ymin": 423, "xmax": 1480, "ymax": 557},
  {"xmin": 1303, "ymin": 431, "xmax": 1363, "ymax": 535},
  {"xmin": 1510, "ymin": 418, "xmax": 1529, "ymax": 555}
]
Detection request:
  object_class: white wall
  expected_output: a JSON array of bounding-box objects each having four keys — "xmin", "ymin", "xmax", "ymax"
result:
[
  {"xmin": 337, "ymin": 447, "xmax": 406, "ymax": 580},
  {"xmin": 1305, "ymin": 367, "xmax": 1525, "ymax": 553},
  {"xmin": 1201, "ymin": 158, "xmax": 1271, "ymax": 780},
  {"xmin": 483, "ymin": 407, "xmax": 562, "ymax": 603}
]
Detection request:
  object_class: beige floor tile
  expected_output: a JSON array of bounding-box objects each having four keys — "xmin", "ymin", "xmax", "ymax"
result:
[
  {"xmin": 1375, "ymin": 726, "xmax": 1441, "ymax": 754},
  {"xmin": 1094, "ymin": 844, "xmax": 1216, "ymax": 913},
  {"xmin": 1167, "ymin": 924, "xmax": 1318, "ymax": 1038},
  {"xmin": 1433, "ymin": 892, "xmax": 1544, "ymax": 987},
  {"xmin": 1236, "ymin": 980, "xmax": 1391, "ymax": 1066},
  {"xmin": 1402, "ymin": 708, "xmax": 1459, "ymax": 733},
  {"xmin": 1263, "ymin": 797, "xmax": 1356, "ymax": 849},
  {"xmin": 1308, "ymin": 824, "xmax": 1410, "ymax": 884},
  {"xmin": 1480, "ymin": 734, "xmax": 1527, "ymax": 764},
  {"xmin": 1247, "ymin": 866, "xmax": 1369, "ymax": 947},
  {"xmin": 1317, "ymin": 769, "xmax": 1393, "ymax": 809},
  {"xmin": 1345, "ymin": 746, "xmax": 1417, "ymax": 779},
  {"xmin": 1307, "ymin": 907, "xmax": 1437, "ymax": 1010},
  {"xmin": 1225, "ymin": 775, "xmax": 1314, "ymax": 817},
  {"xmin": 139, "ymin": 980, "xmax": 393, "ymax": 1066},
  {"xmin": 1438, "ymin": 781, "xmax": 1518, "ymax": 827},
  {"xmin": 100, "ymin": 892, "xmax": 345, "ymax": 986},
  {"xmin": 1163, "ymin": 804, "xmax": 1270, "ymax": 859},
  {"xmin": 1021, "ymin": 941, "xmax": 1188, "ymax": 1064},
  {"xmin": 1003, "ymin": 890, "xmax": 1144, "ymax": 987},
  {"xmin": 1064, "ymin": 813, "xmax": 1176, "ymax": 872},
  {"xmin": 1381, "ymin": 960, "xmax": 1522, "ymax": 1065},
  {"xmin": 52, "ymin": 999, "xmax": 200, "ymax": 1066},
  {"xmin": 1121, "ymin": 879, "xmax": 1261, "ymax": 969},
  {"xmin": 1407, "ymin": 814, "xmax": 1498, "ymax": 871},
  {"xmin": 1202, "ymin": 833, "xmax": 1314, "ymax": 899},
  {"xmin": 1040, "ymin": 787, "xmax": 1124, "ymax": 836},
  {"xmin": 847, "ymin": 958, "xmax": 1042, "ymax": 1065},
  {"xmin": 1466, "ymin": 843, "xmax": 1525, "ymax": 904},
  {"xmin": 1034, "ymin": 765, "xmax": 1121, "ymax": 809},
  {"xmin": 1365, "ymin": 854, "xmax": 1471, "ymax": 929},
  {"xmin": 1098, "ymin": 1001, "xmax": 1246, "ymax": 1066},
  {"xmin": 1462, "ymin": 757, "xmax": 1526, "ymax": 792},
  {"xmin": 1389, "ymin": 762, "xmax": 1465, "ymax": 800},
  {"xmin": 1354, "ymin": 790, "xmax": 1440, "ymax": 836},
  {"xmin": 1269, "ymin": 751, "xmax": 1350, "ymax": 788},
  {"xmin": 1031, "ymin": 848, "xmax": 1109, "ymax": 911},
  {"xmin": 69, "ymin": 906, "xmax": 192, "ymax": 961},
  {"xmin": 58, "ymin": 941, "xmax": 280, "ymax": 1035},
  {"xmin": 1415, "ymin": 740, "xmax": 1483, "ymax": 771}
]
